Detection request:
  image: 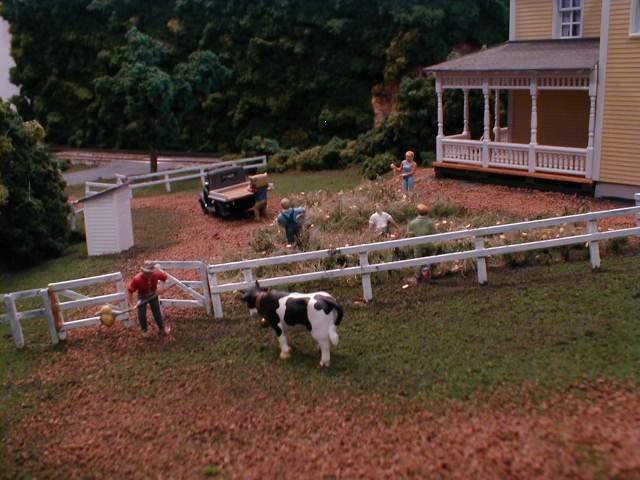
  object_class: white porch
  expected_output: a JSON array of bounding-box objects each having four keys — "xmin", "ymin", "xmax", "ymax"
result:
[{"xmin": 425, "ymin": 39, "xmax": 600, "ymax": 184}]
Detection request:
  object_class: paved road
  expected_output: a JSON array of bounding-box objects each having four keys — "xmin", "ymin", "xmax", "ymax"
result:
[{"xmin": 63, "ymin": 159, "xmax": 187, "ymax": 186}]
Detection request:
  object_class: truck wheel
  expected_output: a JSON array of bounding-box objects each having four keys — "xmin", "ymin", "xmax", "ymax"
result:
[
  {"xmin": 199, "ymin": 198, "xmax": 208, "ymax": 215},
  {"xmin": 214, "ymin": 201, "xmax": 224, "ymax": 217}
]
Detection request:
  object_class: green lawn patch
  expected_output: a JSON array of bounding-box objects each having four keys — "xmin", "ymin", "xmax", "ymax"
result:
[{"xmin": 66, "ymin": 167, "xmax": 364, "ymax": 199}]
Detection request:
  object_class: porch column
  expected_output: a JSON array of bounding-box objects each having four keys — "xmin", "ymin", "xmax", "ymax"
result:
[
  {"xmin": 528, "ymin": 78, "xmax": 538, "ymax": 173},
  {"xmin": 463, "ymin": 88, "xmax": 470, "ymax": 138},
  {"xmin": 586, "ymin": 67, "xmax": 597, "ymax": 178},
  {"xmin": 436, "ymin": 78, "xmax": 444, "ymax": 162},
  {"xmin": 482, "ymin": 80, "xmax": 490, "ymax": 167},
  {"xmin": 493, "ymin": 89, "xmax": 500, "ymax": 141}
]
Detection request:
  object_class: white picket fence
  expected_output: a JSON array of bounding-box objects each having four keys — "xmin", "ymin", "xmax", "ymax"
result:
[
  {"xmin": 71, "ymin": 155, "xmax": 268, "ymax": 229},
  {"xmin": 46, "ymin": 272, "xmax": 132, "ymax": 342},
  {"xmin": 1, "ymin": 288, "xmax": 55, "ymax": 348},
  {"xmin": 87, "ymin": 155, "xmax": 267, "ymax": 196},
  {"xmin": 148, "ymin": 261, "xmax": 213, "ymax": 316},
  {"xmin": 1, "ymin": 269, "xmax": 189, "ymax": 348},
  {"xmin": 205, "ymin": 199, "xmax": 640, "ymax": 318},
  {"xmin": 4, "ymin": 197, "xmax": 640, "ymax": 345}
]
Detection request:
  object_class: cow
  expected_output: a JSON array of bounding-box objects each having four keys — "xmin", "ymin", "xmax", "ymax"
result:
[{"xmin": 242, "ymin": 283, "xmax": 344, "ymax": 367}]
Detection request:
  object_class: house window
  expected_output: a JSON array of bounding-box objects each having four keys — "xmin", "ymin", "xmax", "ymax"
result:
[
  {"xmin": 558, "ymin": 0, "xmax": 582, "ymax": 38},
  {"xmin": 632, "ymin": 0, "xmax": 640, "ymax": 36}
]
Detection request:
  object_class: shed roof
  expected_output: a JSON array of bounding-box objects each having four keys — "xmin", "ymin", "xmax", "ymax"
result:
[
  {"xmin": 424, "ymin": 38, "xmax": 600, "ymax": 73},
  {"xmin": 73, "ymin": 183, "xmax": 130, "ymax": 205}
]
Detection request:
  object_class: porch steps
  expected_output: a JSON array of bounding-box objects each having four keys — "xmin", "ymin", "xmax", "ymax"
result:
[{"xmin": 434, "ymin": 162, "xmax": 595, "ymax": 194}]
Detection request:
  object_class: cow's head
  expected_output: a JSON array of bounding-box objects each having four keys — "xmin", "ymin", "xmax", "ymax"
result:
[{"xmin": 242, "ymin": 281, "xmax": 267, "ymax": 314}]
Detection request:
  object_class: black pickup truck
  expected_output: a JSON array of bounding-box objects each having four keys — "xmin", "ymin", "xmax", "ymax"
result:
[{"xmin": 198, "ymin": 166, "xmax": 256, "ymax": 217}]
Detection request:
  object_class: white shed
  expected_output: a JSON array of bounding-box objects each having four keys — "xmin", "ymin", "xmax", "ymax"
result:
[{"xmin": 76, "ymin": 183, "xmax": 134, "ymax": 256}]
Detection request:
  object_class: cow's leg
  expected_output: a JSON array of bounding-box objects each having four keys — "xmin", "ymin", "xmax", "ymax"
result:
[
  {"xmin": 316, "ymin": 336, "xmax": 331, "ymax": 367},
  {"xmin": 277, "ymin": 327, "xmax": 292, "ymax": 359}
]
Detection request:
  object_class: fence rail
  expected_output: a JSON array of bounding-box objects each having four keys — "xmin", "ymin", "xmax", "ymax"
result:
[
  {"xmin": 205, "ymin": 200, "xmax": 640, "ymax": 318},
  {"xmin": 111, "ymin": 155, "xmax": 267, "ymax": 194},
  {"xmin": 5, "ymin": 196, "xmax": 640, "ymax": 346},
  {"xmin": 73, "ymin": 155, "xmax": 268, "ymax": 227},
  {"xmin": 440, "ymin": 137, "xmax": 589, "ymax": 177}
]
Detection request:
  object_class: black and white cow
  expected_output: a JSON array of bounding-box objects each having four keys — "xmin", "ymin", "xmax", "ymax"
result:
[{"xmin": 242, "ymin": 283, "xmax": 344, "ymax": 367}]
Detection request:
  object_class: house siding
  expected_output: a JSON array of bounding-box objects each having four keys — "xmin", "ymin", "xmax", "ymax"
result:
[
  {"xmin": 514, "ymin": 1, "xmax": 601, "ymax": 40},
  {"xmin": 583, "ymin": 1, "xmax": 603, "ymax": 37},
  {"xmin": 510, "ymin": 90, "xmax": 589, "ymax": 147},
  {"xmin": 599, "ymin": 0, "xmax": 640, "ymax": 186},
  {"xmin": 515, "ymin": 0, "xmax": 553, "ymax": 39}
]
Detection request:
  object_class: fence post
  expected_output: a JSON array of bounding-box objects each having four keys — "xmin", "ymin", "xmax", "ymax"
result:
[
  {"xmin": 208, "ymin": 271, "xmax": 224, "ymax": 318},
  {"xmin": 4, "ymin": 294, "xmax": 25, "ymax": 348},
  {"xmin": 70, "ymin": 210, "xmax": 78, "ymax": 231},
  {"xmin": 40, "ymin": 288, "xmax": 60, "ymax": 344},
  {"xmin": 116, "ymin": 277, "xmax": 132, "ymax": 327},
  {"xmin": 587, "ymin": 219, "xmax": 601, "ymax": 269},
  {"xmin": 243, "ymin": 268, "xmax": 254, "ymax": 284},
  {"xmin": 164, "ymin": 174, "xmax": 172, "ymax": 193},
  {"xmin": 359, "ymin": 253, "xmax": 373, "ymax": 302},
  {"xmin": 474, "ymin": 236, "xmax": 488, "ymax": 285},
  {"xmin": 200, "ymin": 262, "xmax": 213, "ymax": 316},
  {"xmin": 635, "ymin": 193, "xmax": 640, "ymax": 229},
  {"xmin": 200, "ymin": 167, "xmax": 206, "ymax": 186}
]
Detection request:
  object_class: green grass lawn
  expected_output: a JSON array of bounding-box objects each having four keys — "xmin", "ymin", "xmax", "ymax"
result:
[
  {"xmin": 3, "ymin": 255, "xmax": 639, "ymax": 401},
  {"xmin": 2, "ymin": 252, "xmax": 639, "ymax": 475}
]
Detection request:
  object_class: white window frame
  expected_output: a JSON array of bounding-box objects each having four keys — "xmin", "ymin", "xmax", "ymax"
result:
[
  {"xmin": 555, "ymin": 0, "xmax": 583, "ymax": 39},
  {"xmin": 630, "ymin": 0, "xmax": 640, "ymax": 37}
]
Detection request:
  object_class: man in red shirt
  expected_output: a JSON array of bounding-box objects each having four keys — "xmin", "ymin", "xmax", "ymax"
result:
[{"xmin": 127, "ymin": 264, "xmax": 170, "ymax": 337}]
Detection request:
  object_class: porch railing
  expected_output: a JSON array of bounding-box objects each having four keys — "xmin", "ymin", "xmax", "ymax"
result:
[{"xmin": 439, "ymin": 137, "xmax": 589, "ymax": 178}]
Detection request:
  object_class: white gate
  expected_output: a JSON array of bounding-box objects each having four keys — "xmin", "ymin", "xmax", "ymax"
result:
[{"xmin": 46, "ymin": 272, "xmax": 131, "ymax": 342}]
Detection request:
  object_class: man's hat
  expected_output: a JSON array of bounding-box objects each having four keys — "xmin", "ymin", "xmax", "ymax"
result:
[{"xmin": 141, "ymin": 264, "xmax": 156, "ymax": 273}]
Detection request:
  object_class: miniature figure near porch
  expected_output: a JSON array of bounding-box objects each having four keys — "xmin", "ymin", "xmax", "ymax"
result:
[
  {"xmin": 391, "ymin": 150, "xmax": 418, "ymax": 192},
  {"xmin": 127, "ymin": 263, "xmax": 170, "ymax": 337},
  {"xmin": 242, "ymin": 282, "xmax": 343, "ymax": 367}
]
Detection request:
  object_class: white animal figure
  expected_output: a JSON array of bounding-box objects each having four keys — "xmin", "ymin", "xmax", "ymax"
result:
[{"xmin": 242, "ymin": 283, "xmax": 343, "ymax": 367}]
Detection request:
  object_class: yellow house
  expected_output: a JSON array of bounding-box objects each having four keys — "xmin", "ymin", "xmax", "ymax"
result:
[{"xmin": 424, "ymin": 0, "xmax": 640, "ymax": 199}]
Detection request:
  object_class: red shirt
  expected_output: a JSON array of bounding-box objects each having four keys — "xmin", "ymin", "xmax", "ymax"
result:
[{"xmin": 127, "ymin": 270, "xmax": 168, "ymax": 297}]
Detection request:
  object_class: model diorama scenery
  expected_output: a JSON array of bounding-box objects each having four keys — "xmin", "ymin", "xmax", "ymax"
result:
[{"xmin": 2, "ymin": 1, "xmax": 640, "ymax": 478}]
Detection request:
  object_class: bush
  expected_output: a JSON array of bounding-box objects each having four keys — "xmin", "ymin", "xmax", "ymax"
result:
[
  {"xmin": 0, "ymin": 103, "xmax": 71, "ymax": 268},
  {"xmin": 287, "ymin": 137, "xmax": 348, "ymax": 171},
  {"xmin": 56, "ymin": 157, "xmax": 73, "ymax": 172},
  {"xmin": 360, "ymin": 153, "xmax": 396, "ymax": 180},
  {"xmin": 268, "ymin": 148, "xmax": 300, "ymax": 173},
  {"xmin": 241, "ymin": 136, "xmax": 281, "ymax": 156}
]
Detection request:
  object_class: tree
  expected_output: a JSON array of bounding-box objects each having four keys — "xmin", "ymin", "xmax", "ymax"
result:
[
  {"xmin": 93, "ymin": 27, "xmax": 229, "ymax": 171},
  {"xmin": 0, "ymin": 102, "xmax": 71, "ymax": 269}
]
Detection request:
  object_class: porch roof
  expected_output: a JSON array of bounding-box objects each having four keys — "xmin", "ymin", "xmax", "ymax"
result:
[{"xmin": 424, "ymin": 38, "xmax": 600, "ymax": 73}]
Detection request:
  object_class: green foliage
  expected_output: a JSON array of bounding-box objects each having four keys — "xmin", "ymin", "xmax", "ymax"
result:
[
  {"xmin": 241, "ymin": 136, "xmax": 281, "ymax": 157},
  {"xmin": 0, "ymin": 102, "xmax": 71, "ymax": 268},
  {"xmin": 285, "ymin": 137, "xmax": 348, "ymax": 171},
  {"xmin": 269, "ymin": 148, "xmax": 300, "ymax": 173},
  {"xmin": 361, "ymin": 152, "xmax": 396, "ymax": 180},
  {"xmin": 1, "ymin": 0, "xmax": 508, "ymax": 152}
]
